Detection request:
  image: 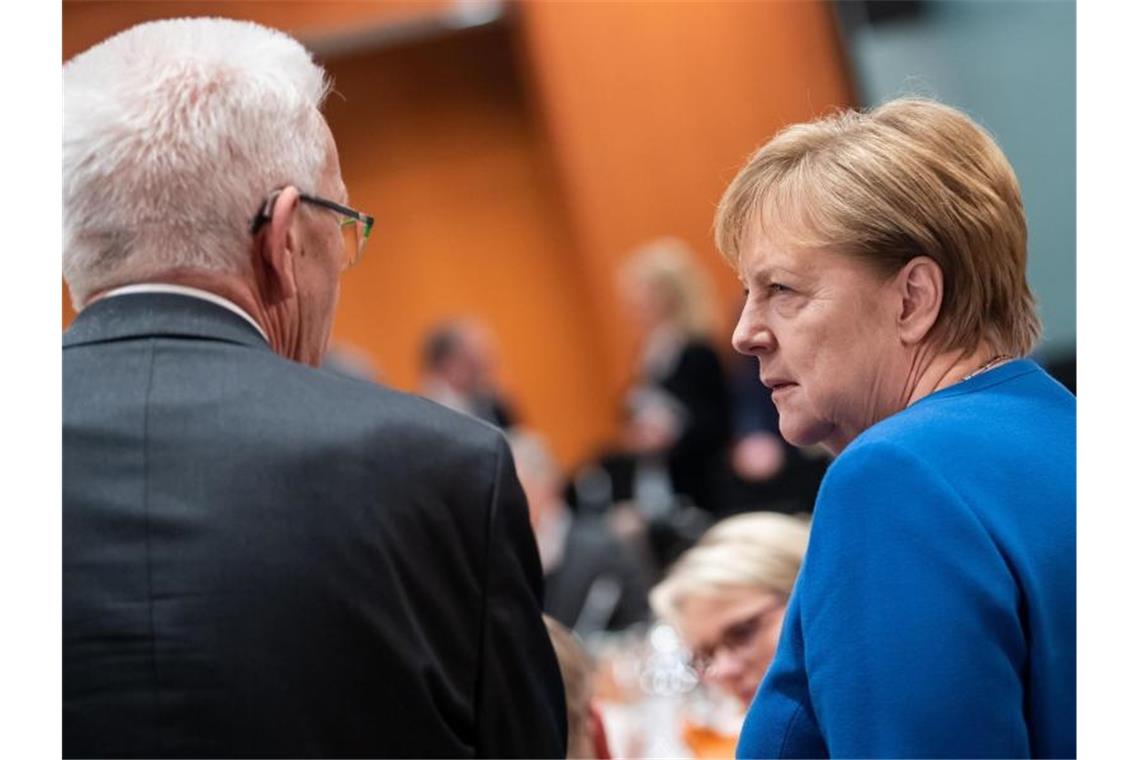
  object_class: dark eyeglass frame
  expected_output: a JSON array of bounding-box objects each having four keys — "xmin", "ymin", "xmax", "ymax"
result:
[
  {"xmin": 249, "ymin": 189, "xmax": 375, "ymax": 267},
  {"xmin": 688, "ymin": 596, "xmax": 787, "ymax": 676}
]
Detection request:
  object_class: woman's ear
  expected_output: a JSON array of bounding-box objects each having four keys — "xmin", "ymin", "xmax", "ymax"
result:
[
  {"xmin": 895, "ymin": 256, "xmax": 944, "ymax": 345},
  {"xmin": 252, "ymin": 187, "xmax": 301, "ymax": 305}
]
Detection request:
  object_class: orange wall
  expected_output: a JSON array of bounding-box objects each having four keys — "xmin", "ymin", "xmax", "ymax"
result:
[
  {"xmin": 320, "ymin": 28, "xmax": 610, "ymax": 469},
  {"xmin": 62, "ymin": 1, "xmax": 854, "ymax": 471},
  {"xmin": 518, "ymin": 0, "xmax": 855, "ymax": 392}
]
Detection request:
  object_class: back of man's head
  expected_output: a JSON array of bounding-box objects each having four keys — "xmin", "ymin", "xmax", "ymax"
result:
[{"xmin": 63, "ymin": 18, "xmax": 330, "ymax": 309}]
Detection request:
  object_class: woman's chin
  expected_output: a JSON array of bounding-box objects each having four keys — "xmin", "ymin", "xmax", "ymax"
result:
[{"xmin": 777, "ymin": 420, "xmax": 826, "ymax": 450}]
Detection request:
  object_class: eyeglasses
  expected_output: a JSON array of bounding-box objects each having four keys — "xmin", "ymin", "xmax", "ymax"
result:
[
  {"xmin": 250, "ymin": 189, "xmax": 375, "ymax": 269},
  {"xmin": 688, "ymin": 598, "xmax": 786, "ymax": 676}
]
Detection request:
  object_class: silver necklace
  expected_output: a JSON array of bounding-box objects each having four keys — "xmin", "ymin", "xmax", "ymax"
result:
[{"xmin": 961, "ymin": 354, "xmax": 1013, "ymax": 383}]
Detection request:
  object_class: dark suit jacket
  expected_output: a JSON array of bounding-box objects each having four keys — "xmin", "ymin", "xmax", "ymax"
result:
[{"xmin": 63, "ymin": 293, "xmax": 567, "ymax": 758}]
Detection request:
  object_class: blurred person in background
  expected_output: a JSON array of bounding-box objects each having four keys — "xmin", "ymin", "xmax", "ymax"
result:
[
  {"xmin": 420, "ymin": 317, "xmax": 518, "ymax": 428},
  {"xmin": 322, "ymin": 340, "xmax": 385, "ymax": 383},
  {"xmin": 717, "ymin": 98, "xmax": 1075, "ymax": 758},
  {"xmin": 510, "ymin": 429, "xmax": 651, "ymax": 636},
  {"xmin": 544, "ymin": 616, "xmax": 613, "ymax": 760},
  {"xmin": 726, "ymin": 357, "xmax": 786, "ymax": 486},
  {"xmin": 650, "ymin": 512, "xmax": 809, "ymax": 708},
  {"xmin": 62, "ymin": 18, "xmax": 565, "ymax": 758},
  {"xmin": 618, "ymin": 238, "xmax": 734, "ymax": 518},
  {"xmin": 724, "ymin": 347, "xmax": 831, "ymax": 515},
  {"xmin": 565, "ymin": 239, "xmax": 732, "ymax": 579}
]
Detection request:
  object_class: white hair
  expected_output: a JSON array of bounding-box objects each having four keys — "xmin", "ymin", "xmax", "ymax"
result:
[
  {"xmin": 650, "ymin": 512, "xmax": 810, "ymax": 624},
  {"xmin": 63, "ymin": 17, "xmax": 331, "ymax": 308}
]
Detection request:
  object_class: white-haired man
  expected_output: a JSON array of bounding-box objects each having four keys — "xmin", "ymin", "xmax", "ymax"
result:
[{"xmin": 63, "ymin": 18, "xmax": 565, "ymax": 758}]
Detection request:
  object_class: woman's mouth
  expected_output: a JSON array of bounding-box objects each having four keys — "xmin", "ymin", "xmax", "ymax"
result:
[{"xmin": 770, "ymin": 382, "xmax": 796, "ymax": 396}]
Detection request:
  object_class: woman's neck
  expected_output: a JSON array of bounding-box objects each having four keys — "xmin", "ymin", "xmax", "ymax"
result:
[{"xmin": 904, "ymin": 343, "xmax": 1012, "ymax": 408}]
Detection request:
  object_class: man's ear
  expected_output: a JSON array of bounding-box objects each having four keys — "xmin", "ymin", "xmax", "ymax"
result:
[
  {"xmin": 894, "ymin": 256, "xmax": 943, "ymax": 346},
  {"xmin": 252, "ymin": 186, "xmax": 301, "ymax": 305}
]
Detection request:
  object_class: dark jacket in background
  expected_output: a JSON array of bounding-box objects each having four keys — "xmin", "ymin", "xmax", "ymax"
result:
[
  {"xmin": 543, "ymin": 517, "xmax": 651, "ymax": 635},
  {"xmin": 724, "ymin": 352, "xmax": 831, "ymax": 515},
  {"xmin": 63, "ymin": 293, "xmax": 567, "ymax": 759},
  {"xmin": 655, "ymin": 340, "xmax": 733, "ymax": 514}
]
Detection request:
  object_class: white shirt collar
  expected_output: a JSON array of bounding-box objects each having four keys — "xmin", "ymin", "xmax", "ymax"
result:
[{"xmin": 100, "ymin": 283, "xmax": 268, "ymax": 342}]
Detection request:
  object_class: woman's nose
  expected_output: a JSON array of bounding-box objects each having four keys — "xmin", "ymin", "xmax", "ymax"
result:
[
  {"xmin": 732, "ymin": 308, "xmax": 774, "ymax": 356},
  {"xmin": 705, "ymin": 649, "xmax": 746, "ymax": 686}
]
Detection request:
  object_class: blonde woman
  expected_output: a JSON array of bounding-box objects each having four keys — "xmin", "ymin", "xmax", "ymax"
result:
[
  {"xmin": 620, "ymin": 238, "xmax": 733, "ymax": 514},
  {"xmin": 717, "ymin": 99, "xmax": 1075, "ymax": 757},
  {"xmin": 651, "ymin": 512, "xmax": 810, "ymax": 706}
]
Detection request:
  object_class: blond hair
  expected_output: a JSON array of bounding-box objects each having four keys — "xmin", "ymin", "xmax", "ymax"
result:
[
  {"xmin": 621, "ymin": 237, "xmax": 719, "ymax": 338},
  {"xmin": 714, "ymin": 98, "xmax": 1041, "ymax": 357},
  {"xmin": 650, "ymin": 512, "xmax": 810, "ymax": 624}
]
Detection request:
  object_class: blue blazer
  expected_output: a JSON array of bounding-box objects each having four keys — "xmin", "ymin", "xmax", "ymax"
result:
[{"xmin": 737, "ymin": 360, "xmax": 1075, "ymax": 758}]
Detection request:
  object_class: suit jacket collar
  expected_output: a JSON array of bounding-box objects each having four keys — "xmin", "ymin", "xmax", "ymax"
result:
[{"xmin": 63, "ymin": 291, "xmax": 273, "ymax": 352}]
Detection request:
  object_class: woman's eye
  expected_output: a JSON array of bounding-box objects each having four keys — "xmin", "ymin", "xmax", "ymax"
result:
[
  {"xmin": 724, "ymin": 616, "xmax": 761, "ymax": 646},
  {"xmin": 769, "ymin": 283, "xmax": 791, "ymax": 294}
]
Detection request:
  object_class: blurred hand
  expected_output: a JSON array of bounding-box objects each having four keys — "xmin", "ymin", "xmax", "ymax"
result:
[
  {"xmin": 731, "ymin": 432, "xmax": 786, "ymax": 482},
  {"xmin": 608, "ymin": 502, "xmax": 648, "ymax": 543}
]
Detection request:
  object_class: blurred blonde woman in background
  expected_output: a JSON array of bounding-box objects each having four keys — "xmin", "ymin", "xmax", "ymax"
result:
[
  {"xmin": 650, "ymin": 512, "xmax": 809, "ymax": 707},
  {"xmin": 619, "ymin": 238, "xmax": 734, "ymax": 517}
]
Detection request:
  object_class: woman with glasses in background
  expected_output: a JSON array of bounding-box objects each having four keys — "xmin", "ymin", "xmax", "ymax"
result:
[{"xmin": 650, "ymin": 512, "xmax": 809, "ymax": 707}]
